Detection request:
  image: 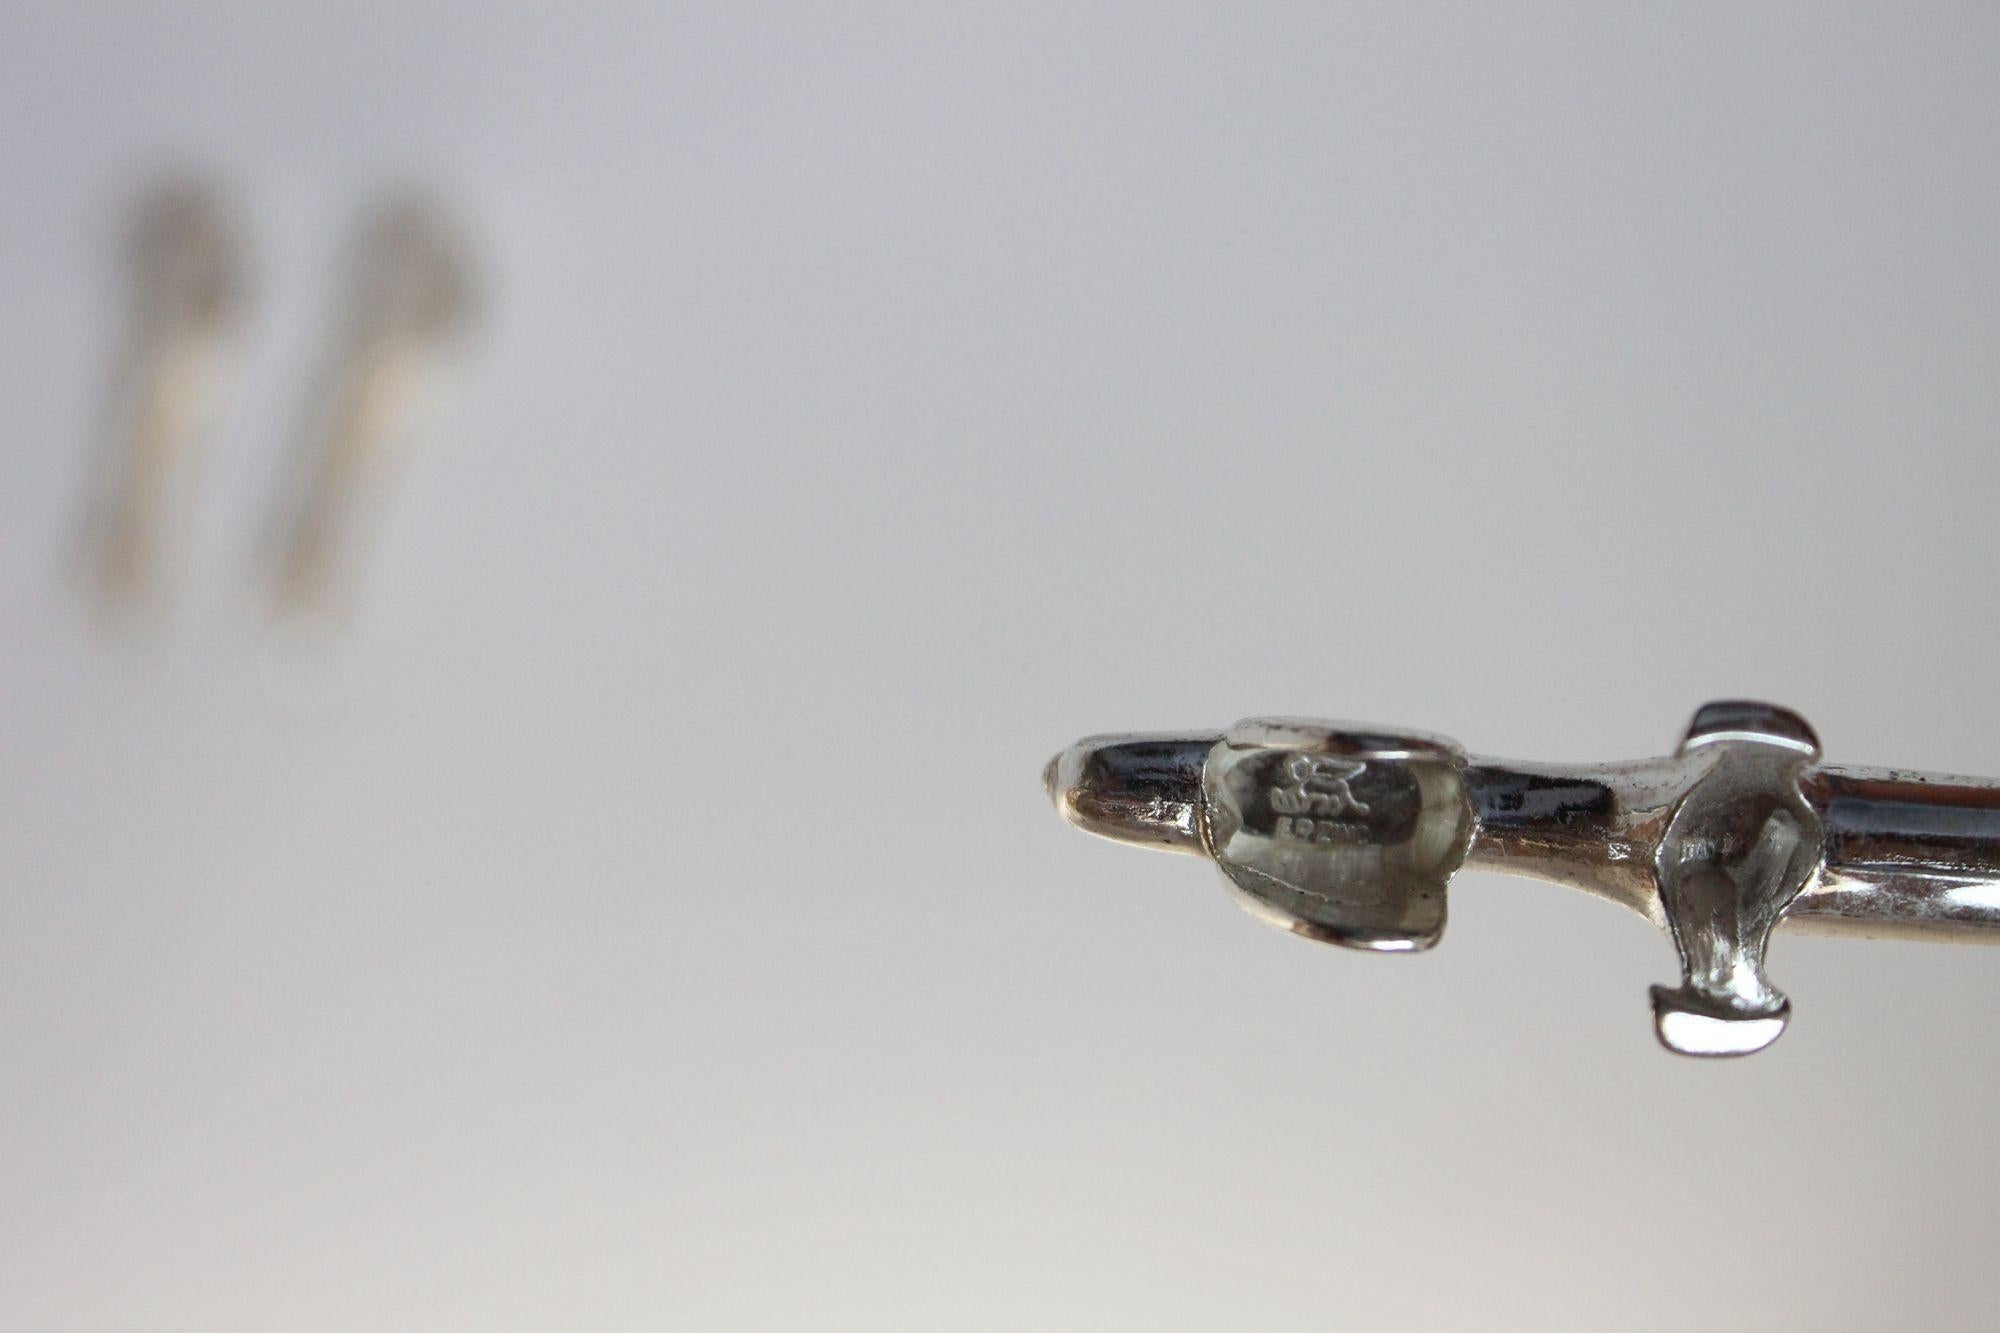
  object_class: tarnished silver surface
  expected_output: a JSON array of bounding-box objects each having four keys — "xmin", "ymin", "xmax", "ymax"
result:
[{"xmin": 1045, "ymin": 701, "xmax": 2000, "ymax": 1057}]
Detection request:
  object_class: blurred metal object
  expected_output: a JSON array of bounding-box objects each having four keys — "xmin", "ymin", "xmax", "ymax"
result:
[
  {"xmin": 271, "ymin": 193, "xmax": 477, "ymax": 623},
  {"xmin": 1046, "ymin": 701, "xmax": 2000, "ymax": 1057},
  {"xmin": 85, "ymin": 178, "xmax": 248, "ymax": 617}
]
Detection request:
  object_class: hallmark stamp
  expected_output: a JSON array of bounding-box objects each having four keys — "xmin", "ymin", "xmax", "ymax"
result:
[{"xmin": 1268, "ymin": 755, "xmax": 1370, "ymax": 842}]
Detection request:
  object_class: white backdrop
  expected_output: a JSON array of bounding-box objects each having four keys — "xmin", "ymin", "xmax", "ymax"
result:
[{"xmin": 3, "ymin": 5, "xmax": 1998, "ymax": 1329}]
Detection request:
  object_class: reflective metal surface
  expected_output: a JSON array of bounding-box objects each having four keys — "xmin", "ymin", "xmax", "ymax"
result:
[{"xmin": 1045, "ymin": 701, "xmax": 2000, "ymax": 1057}]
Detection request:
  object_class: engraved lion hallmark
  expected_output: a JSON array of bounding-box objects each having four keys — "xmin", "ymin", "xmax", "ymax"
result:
[
  {"xmin": 1268, "ymin": 755, "xmax": 1371, "ymax": 842},
  {"xmin": 1046, "ymin": 701, "xmax": 2000, "ymax": 1056}
]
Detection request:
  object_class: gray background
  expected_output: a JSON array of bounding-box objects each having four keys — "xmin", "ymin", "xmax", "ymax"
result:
[{"xmin": 3, "ymin": 4, "xmax": 1998, "ymax": 1329}]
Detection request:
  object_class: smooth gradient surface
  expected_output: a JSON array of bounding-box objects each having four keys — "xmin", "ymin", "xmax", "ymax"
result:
[{"xmin": 3, "ymin": 6, "xmax": 1998, "ymax": 1329}]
